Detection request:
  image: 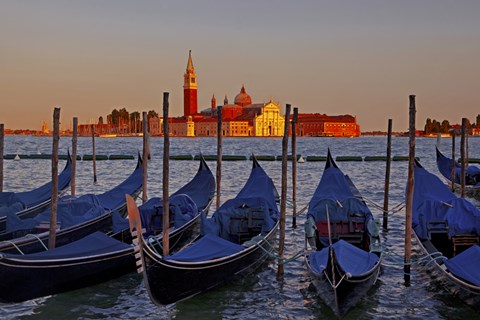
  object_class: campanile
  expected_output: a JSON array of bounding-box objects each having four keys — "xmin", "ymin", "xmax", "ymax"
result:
[{"xmin": 183, "ymin": 50, "xmax": 198, "ymax": 117}]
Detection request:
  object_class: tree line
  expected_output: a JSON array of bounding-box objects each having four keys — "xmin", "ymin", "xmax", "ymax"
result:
[
  {"xmin": 424, "ymin": 114, "xmax": 480, "ymax": 134},
  {"xmin": 97, "ymin": 108, "xmax": 159, "ymax": 133}
]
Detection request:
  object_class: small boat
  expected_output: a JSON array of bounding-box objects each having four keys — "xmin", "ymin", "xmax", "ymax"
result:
[
  {"xmin": 0, "ymin": 154, "xmax": 72, "ymax": 233},
  {"xmin": 127, "ymin": 157, "xmax": 279, "ymax": 305},
  {"xmin": 412, "ymin": 159, "xmax": 480, "ymax": 310},
  {"xmin": 436, "ymin": 146, "xmax": 480, "ymax": 199},
  {"xmin": 0, "ymin": 157, "xmax": 215, "ymax": 303},
  {"xmin": 304, "ymin": 150, "xmax": 382, "ymax": 317},
  {"xmin": 0, "ymin": 156, "xmax": 143, "ymax": 254}
]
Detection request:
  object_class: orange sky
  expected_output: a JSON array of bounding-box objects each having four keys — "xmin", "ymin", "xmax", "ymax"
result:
[{"xmin": 1, "ymin": 1, "xmax": 479, "ymax": 131}]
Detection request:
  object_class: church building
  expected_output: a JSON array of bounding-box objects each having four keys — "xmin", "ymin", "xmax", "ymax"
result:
[{"xmin": 167, "ymin": 51, "xmax": 359, "ymax": 138}]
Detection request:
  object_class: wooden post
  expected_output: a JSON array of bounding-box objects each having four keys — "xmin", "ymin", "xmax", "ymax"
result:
[
  {"xmin": 460, "ymin": 118, "xmax": 466, "ymax": 198},
  {"xmin": 142, "ymin": 112, "xmax": 148, "ymax": 204},
  {"xmin": 216, "ymin": 106, "xmax": 223, "ymax": 210},
  {"xmin": 91, "ymin": 124, "xmax": 97, "ymax": 183},
  {"xmin": 49, "ymin": 107, "xmax": 60, "ymax": 249},
  {"xmin": 383, "ymin": 119, "xmax": 392, "ymax": 230},
  {"xmin": 404, "ymin": 95, "xmax": 416, "ymax": 283},
  {"xmin": 71, "ymin": 117, "xmax": 78, "ymax": 196},
  {"xmin": 291, "ymin": 107, "xmax": 298, "ymax": 228},
  {"xmin": 0, "ymin": 124, "xmax": 4, "ymax": 192},
  {"xmin": 278, "ymin": 104, "xmax": 291, "ymax": 276},
  {"xmin": 451, "ymin": 133, "xmax": 456, "ymax": 192},
  {"xmin": 466, "ymin": 126, "xmax": 469, "ymax": 168},
  {"xmin": 162, "ymin": 92, "xmax": 170, "ymax": 256},
  {"xmin": 436, "ymin": 133, "xmax": 441, "ymax": 148}
]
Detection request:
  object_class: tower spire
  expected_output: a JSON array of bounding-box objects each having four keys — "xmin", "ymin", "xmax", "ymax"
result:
[{"xmin": 186, "ymin": 50, "xmax": 194, "ymax": 72}]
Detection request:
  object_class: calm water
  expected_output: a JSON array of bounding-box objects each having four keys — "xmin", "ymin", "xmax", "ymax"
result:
[{"xmin": 1, "ymin": 135, "xmax": 479, "ymax": 320}]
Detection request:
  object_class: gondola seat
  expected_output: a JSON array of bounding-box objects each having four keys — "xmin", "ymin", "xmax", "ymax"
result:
[
  {"xmin": 453, "ymin": 234, "xmax": 479, "ymax": 256},
  {"xmin": 229, "ymin": 207, "xmax": 264, "ymax": 244}
]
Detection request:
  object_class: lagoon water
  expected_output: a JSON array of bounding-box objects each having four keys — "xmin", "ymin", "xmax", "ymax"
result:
[{"xmin": 1, "ymin": 135, "xmax": 479, "ymax": 319}]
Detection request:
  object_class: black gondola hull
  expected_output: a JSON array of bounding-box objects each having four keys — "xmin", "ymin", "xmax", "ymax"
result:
[
  {"xmin": 306, "ymin": 252, "xmax": 381, "ymax": 317},
  {"xmin": 142, "ymin": 225, "xmax": 278, "ymax": 305},
  {"xmin": 0, "ymin": 248, "xmax": 136, "ymax": 303}
]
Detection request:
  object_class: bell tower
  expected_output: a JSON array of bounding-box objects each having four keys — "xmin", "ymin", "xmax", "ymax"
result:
[{"xmin": 183, "ymin": 50, "xmax": 198, "ymax": 117}]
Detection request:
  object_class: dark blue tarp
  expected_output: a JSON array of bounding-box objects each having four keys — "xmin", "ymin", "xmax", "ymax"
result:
[
  {"xmin": 172, "ymin": 159, "xmax": 215, "ymax": 211},
  {"xmin": 96, "ymin": 159, "xmax": 143, "ymax": 210},
  {"xmin": 15, "ymin": 157, "xmax": 72, "ymax": 207},
  {"xmin": 171, "ymin": 161, "xmax": 278, "ymax": 262},
  {"xmin": 201, "ymin": 163, "xmax": 279, "ymax": 241},
  {"xmin": 6, "ymin": 194, "xmax": 105, "ymax": 233},
  {"xmin": 412, "ymin": 165, "xmax": 480, "ymax": 239},
  {"xmin": 111, "ymin": 158, "xmax": 214, "ymax": 234},
  {"xmin": 309, "ymin": 239, "xmax": 379, "ymax": 276},
  {"xmin": 165, "ymin": 233, "xmax": 244, "ymax": 262},
  {"xmin": 1, "ymin": 232, "xmax": 131, "ymax": 260},
  {"xmin": 138, "ymin": 194, "xmax": 198, "ymax": 235},
  {"xmin": 0, "ymin": 193, "xmax": 25, "ymax": 218},
  {"xmin": 436, "ymin": 148, "xmax": 480, "ymax": 186},
  {"xmin": 0, "ymin": 158, "xmax": 72, "ymax": 215},
  {"xmin": 306, "ymin": 157, "xmax": 373, "ymax": 224},
  {"xmin": 444, "ymin": 245, "xmax": 480, "ymax": 286}
]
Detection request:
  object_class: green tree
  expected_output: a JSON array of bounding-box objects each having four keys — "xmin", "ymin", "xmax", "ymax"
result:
[
  {"xmin": 424, "ymin": 118, "xmax": 432, "ymax": 134},
  {"xmin": 441, "ymin": 120, "xmax": 450, "ymax": 133},
  {"xmin": 147, "ymin": 110, "xmax": 159, "ymax": 120}
]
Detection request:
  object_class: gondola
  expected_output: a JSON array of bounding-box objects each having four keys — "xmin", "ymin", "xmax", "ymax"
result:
[
  {"xmin": 0, "ymin": 156, "xmax": 215, "ymax": 303},
  {"xmin": 304, "ymin": 150, "xmax": 382, "ymax": 317},
  {"xmin": 126, "ymin": 157, "xmax": 279, "ymax": 305},
  {"xmin": 412, "ymin": 159, "xmax": 480, "ymax": 310},
  {"xmin": 0, "ymin": 156, "xmax": 143, "ymax": 254},
  {"xmin": 0, "ymin": 154, "xmax": 72, "ymax": 232},
  {"xmin": 436, "ymin": 146, "xmax": 480, "ymax": 200}
]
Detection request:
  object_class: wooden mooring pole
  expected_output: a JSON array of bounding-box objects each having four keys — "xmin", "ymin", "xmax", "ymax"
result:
[
  {"xmin": 383, "ymin": 119, "xmax": 392, "ymax": 230},
  {"xmin": 278, "ymin": 103, "xmax": 291, "ymax": 276},
  {"xmin": 460, "ymin": 118, "xmax": 466, "ymax": 198},
  {"xmin": 71, "ymin": 117, "xmax": 78, "ymax": 196},
  {"xmin": 451, "ymin": 133, "xmax": 456, "ymax": 192},
  {"xmin": 49, "ymin": 107, "xmax": 60, "ymax": 249},
  {"xmin": 216, "ymin": 106, "xmax": 223, "ymax": 210},
  {"xmin": 404, "ymin": 95, "xmax": 416, "ymax": 283},
  {"xmin": 162, "ymin": 92, "xmax": 170, "ymax": 256},
  {"xmin": 91, "ymin": 124, "xmax": 97, "ymax": 183},
  {"xmin": 291, "ymin": 107, "xmax": 298, "ymax": 228},
  {"xmin": 142, "ymin": 111, "xmax": 148, "ymax": 204},
  {"xmin": 0, "ymin": 124, "xmax": 4, "ymax": 192}
]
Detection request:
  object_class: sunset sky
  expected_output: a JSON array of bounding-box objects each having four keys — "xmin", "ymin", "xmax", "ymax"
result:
[{"xmin": 1, "ymin": 0, "xmax": 479, "ymax": 131}]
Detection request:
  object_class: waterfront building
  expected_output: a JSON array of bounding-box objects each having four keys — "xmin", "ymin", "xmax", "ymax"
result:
[{"xmin": 295, "ymin": 113, "xmax": 360, "ymax": 137}]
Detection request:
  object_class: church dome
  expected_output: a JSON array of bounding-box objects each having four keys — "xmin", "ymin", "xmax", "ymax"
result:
[{"xmin": 234, "ymin": 85, "xmax": 252, "ymax": 107}]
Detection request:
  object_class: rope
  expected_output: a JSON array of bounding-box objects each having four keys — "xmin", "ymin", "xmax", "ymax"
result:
[
  {"xmin": 372, "ymin": 243, "xmax": 447, "ymax": 268},
  {"xmin": 243, "ymin": 236, "xmax": 303, "ymax": 265},
  {"xmin": 358, "ymin": 196, "xmax": 406, "ymax": 214}
]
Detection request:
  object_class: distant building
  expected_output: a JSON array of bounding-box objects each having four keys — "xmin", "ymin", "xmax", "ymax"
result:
[{"xmin": 295, "ymin": 114, "xmax": 360, "ymax": 137}]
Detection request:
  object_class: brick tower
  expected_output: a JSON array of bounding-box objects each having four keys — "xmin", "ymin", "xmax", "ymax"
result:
[{"xmin": 183, "ymin": 50, "xmax": 198, "ymax": 117}]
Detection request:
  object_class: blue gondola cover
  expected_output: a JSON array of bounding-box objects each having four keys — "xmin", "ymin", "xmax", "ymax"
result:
[
  {"xmin": 165, "ymin": 233, "xmax": 244, "ymax": 262},
  {"xmin": 413, "ymin": 166, "xmax": 480, "ymax": 239},
  {"xmin": 309, "ymin": 240, "xmax": 379, "ymax": 276},
  {"xmin": 444, "ymin": 245, "xmax": 480, "ymax": 286}
]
